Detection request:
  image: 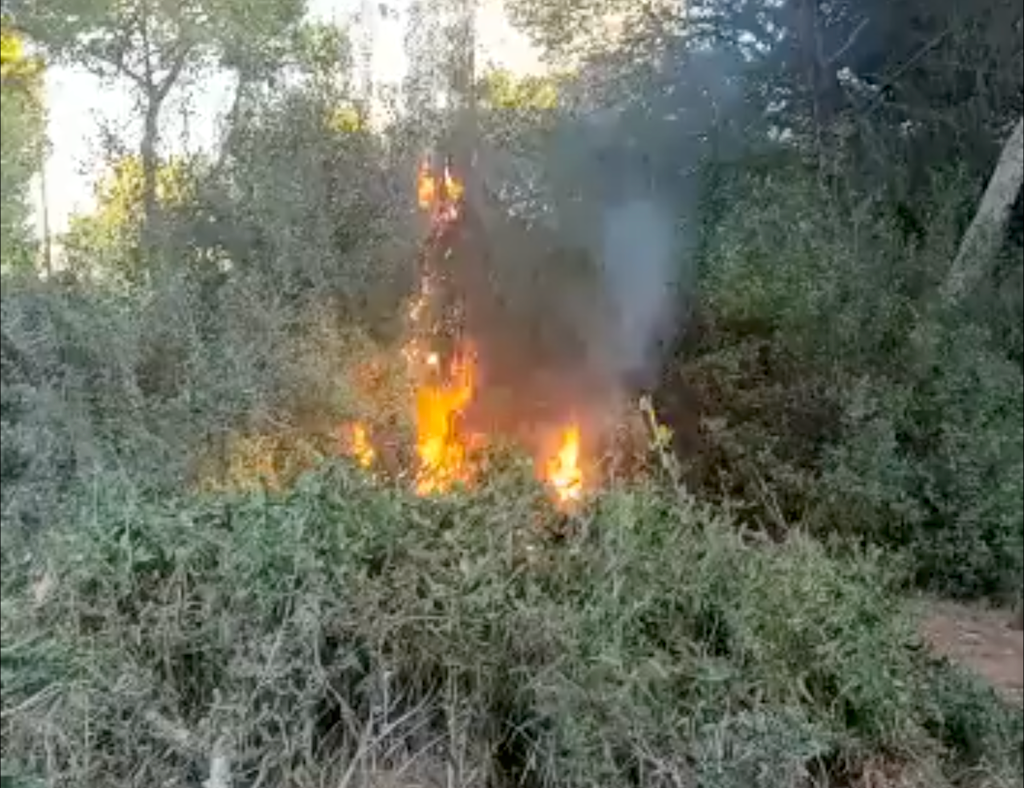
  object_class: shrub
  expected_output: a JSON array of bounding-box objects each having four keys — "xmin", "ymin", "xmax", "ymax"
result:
[
  {"xmin": 694, "ymin": 167, "xmax": 1024, "ymax": 601},
  {"xmin": 821, "ymin": 322, "xmax": 1024, "ymax": 599},
  {"xmin": 2, "ymin": 465, "xmax": 1019, "ymax": 787},
  {"xmin": 0, "ymin": 269, "xmax": 407, "ymax": 539}
]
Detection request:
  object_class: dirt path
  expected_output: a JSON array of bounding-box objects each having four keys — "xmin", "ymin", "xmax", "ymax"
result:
[{"xmin": 920, "ymin": 600, "xmax": 1023, "ymax": 705}]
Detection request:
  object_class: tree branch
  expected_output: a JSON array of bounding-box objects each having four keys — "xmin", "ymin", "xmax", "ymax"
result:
[
  {"xmin": 155, "ymin": 42, "xmax": 192, "ymax": 102},
  {"xmin": 826, "ymin": 17, "xmax": 869, "ymax": 65}
]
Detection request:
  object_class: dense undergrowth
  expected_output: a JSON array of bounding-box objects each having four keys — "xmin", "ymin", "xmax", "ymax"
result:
[
  {"xmin": 4, "ymin": 164, "xmax": 1021, "ymax": 605},
  {"xmin": 671, "ymin": 168, "xmax": 1024, "ymax": 603},
  {"xmin": 2, "ymin": 155, "xmax": 1021, "ymax": 787},
  {"xmin": 2, "ymin": 462, "xmax": 1021, "ymax": 788}
]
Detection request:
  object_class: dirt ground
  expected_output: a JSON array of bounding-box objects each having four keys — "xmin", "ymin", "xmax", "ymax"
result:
[{"xmin": 921, "ymin": 600, "xmax": 1024, "ymax": 705}]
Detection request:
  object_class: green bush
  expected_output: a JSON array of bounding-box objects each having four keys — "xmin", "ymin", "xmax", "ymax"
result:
[
  {"xmin": 0, "ymin": 268, "xmax": 406, "ymax": 542},
  {"xmin": 695, "ymin": 168, "xmax": 1024, "ymax": 602},
  {"xmin": 821, "ymin": 322, "xmax": 1024, "ymax": 599},
  {"xmin": 2, "ymin": 466, "xmax": 1019, "ymax": 787}
]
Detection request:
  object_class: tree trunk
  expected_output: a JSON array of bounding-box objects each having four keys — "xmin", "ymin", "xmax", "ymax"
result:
[
  {"xmin": 452, "ymin": 0, "xmax": 478, "ymax": 205},
  {"xmin": 943, "ymin": 117, "xmax": 1024, "ymax": 304},
  {"xmin": 213, "ymin": 71, "xmax": 250, "ymax": 176},
  {"xmin": 140, "ymin": 98, "xmax": 162, "ymax": 259},
  {"xmin": 37, "ymin": 152, "xmax": 52, "ymax": 276},
  {"xmin": 794, "ymin": 0, "xmax": 841, "ymax": 134}
]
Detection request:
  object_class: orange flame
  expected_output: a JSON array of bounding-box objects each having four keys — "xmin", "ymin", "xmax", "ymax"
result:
[
  {"xmin": 417, "ymin": 159, "xmax": 464, "ymax": 219},
  {"xmin": 351, "ymin": 423, "xmax": 375, "ymax": 468},
  {"xmin": 341, "ymin": 422, "xmax": 376, "ymax": 468},
  {"xmin": 417, "ymin": 161, "xmax": 436, "ymax": 210},
  {"xmin": 444, "ymin": 164, "xmax": 464, "ymax": 203},
  {"xmin": 415, "ymin": 344, "xmax": 476, "ymax": 495},
  {"xmin": 546, "ymin": 424, "xmax": 584, "ymax": 504}
]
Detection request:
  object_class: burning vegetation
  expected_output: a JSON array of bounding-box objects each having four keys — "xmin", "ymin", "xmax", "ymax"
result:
[
  {"xmin": 338, "ymin": 154, "xmax": 592, "ymax": 506},
  {"xmin": 546, "ymin": 423, "xmax": 584, "ymax": 504},
  {"xmin": 344, "ymin": 422, "xmax": 375, "ymax": 469},
  {"xmin": 413, "ymin": 340, "xmax": 478, "ymax": 495},
  {"xmin": 199, "ymin": 149, "xmax": 658, "ymax": 507}
]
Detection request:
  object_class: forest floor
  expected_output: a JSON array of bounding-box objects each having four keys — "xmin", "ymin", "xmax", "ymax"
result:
[{"xmin": 921, "ymin": 600, "xmax": 1024, "ymax": 705}]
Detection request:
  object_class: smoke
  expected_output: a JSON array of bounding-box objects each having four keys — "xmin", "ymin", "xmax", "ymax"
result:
[
  {"xmin": 547, "ymin": 47, "xmax": 745, "ymax": 391},
  {"xmin": 599, "ymin": 197, "xmax": 678, "ymax": 386},
  {"xmin": 472, "ymin": 45, "xmax": 747, "ymax": 409}
]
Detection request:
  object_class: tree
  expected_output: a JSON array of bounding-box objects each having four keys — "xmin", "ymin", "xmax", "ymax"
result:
[
  {"xmin": 63, "ymin": 154, "xmax": 198, "ymax": 281},
  {"xmin": 479, "ymin": 68, "xmax": 558, "ymax": 112},
  {"xmin": 504, "ymin": 0, "xmax": 643, "ymax": 63},
  {"xmin": 12, "ymin": 0, "xmax": 305, "ymax": 263},
  {"xmin": 944, "ymin": 117, "xmax": 1024, "ymax": 304},
  {"xmin": 0, "ymin": 22, "xmax": 45, "ymax": 273}
]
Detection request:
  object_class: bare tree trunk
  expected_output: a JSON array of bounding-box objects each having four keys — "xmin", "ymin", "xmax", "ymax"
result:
[
  {"xmin": 37, "ymin": 151, "xmax": 52, "ymax": 277},
  {"xmin": 140, "ymin": 99, "xmax": 162, "ymax": 256},
  {"xmin": 943, "ymin": 117, "xmax": 1024, "ymax": 304},
  {"xmin": 453, "ymin": 0, "xmax": 478, "ymax": 201},
  {"xmin": 213, "ymin": 70, "xmax": 250, "ymax": 176},
  {"xmin": 794, "ymin": 0, "xmax": 841, "ymax": 139}
]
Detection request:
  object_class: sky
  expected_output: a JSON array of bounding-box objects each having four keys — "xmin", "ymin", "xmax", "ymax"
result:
[{"xmin": 30, "ymin": 0, "xmax": 543, "ymax": 239}]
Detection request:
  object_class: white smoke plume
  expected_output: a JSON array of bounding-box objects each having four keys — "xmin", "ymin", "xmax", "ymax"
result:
[{"xmin": 599, "ymin": 197, "xmax": 678, "ymax": 384}]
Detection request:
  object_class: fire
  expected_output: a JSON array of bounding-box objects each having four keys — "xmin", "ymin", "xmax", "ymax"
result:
[
  {"xmin": 417, "ymin": 157, "xmax": 464, "ymax": 220},
  {"xmin": 410, "ymin": 155, "xmax": 476, "ymax": 494},
  {"xmin": 211, "ymin": 153, "xmax": 618, "ymax": 507},
  {"xmin": 417, "ymin": 160, "xmax": 436, "ymax": 209},
  {"xmin": 337, "ymin": 154, "xmax": 591, "ymax": 506},
  {"xmin": 415, "ymin": 344, "xmax": 477, "ymax": 494},
  {"xmin": 351, "ymin": 423, "xmax": 375, "ymax": 468},
  {"xmin": 546, "ymin": 424, "xmax": 584, "ymax": 504},
  {"xmin": 341, "ymin": 422, "xmax": 375, "ymax": 469},
  {"xmin": 439, "ymin": 165, "xmax": 464, "ymax": 221},
  {"xmin": 444, "ymin": 164, "xmax": 464, "ymax": 203}
]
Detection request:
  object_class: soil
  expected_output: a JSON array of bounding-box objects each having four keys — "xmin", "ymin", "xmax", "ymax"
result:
[{"xmin": 920, "ymin": 600, "xmax": 1024, "ymax": 705}]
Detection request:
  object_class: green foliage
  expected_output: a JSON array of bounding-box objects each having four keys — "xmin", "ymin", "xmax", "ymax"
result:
[
  {"xmin": 479, "ymin": 68, "xmax": 559, "ymax": 111},
  {"xmin": 0, "ymin": 26, "xmax": 43, "ymax": 82},
  {"xmin": 695, "ymin": 167, "xmax": 1024, "ymax": 601},
  {"xmin": 17, "ymin": 0, "xmax": 306, "ymax": 78},
  {"xmin": 13, "ymin": 0, "xmax": 308, "ymax": 283},
  {"xmin": 62, "ymin": 155, "xmax": 199, "ymax": 282},
  {"xmin": 2, "ymin": 468, "xmax": 1019, "ymax": 786},
  {"xmin": 821, "ymin": 322, "xmax": 1024, "ymax": 599},
  {"xmin": 923, "ymin": 660, "xmax": 1024, "ymax": 769},
  {"xmin": 290, "ymin": 20, "xmax": 352, "ymax": 91},
  {"xmin": 0, "ymin": 91, "xmax": 40, "ymax": 271},
  {"xmin": 0, "ymin": 27, "xmax": 44, "ymax": 272},
  {"xmin": 207, "ymin": 85, "xmax": 405, "ymax": 317},
  {"xmin": 0, "ymin": 11, "xmax": 407, "ymax": 539},
  {"xmin": 0, "ymin": 278, "xmax": 169, "ymax": 531},
  {"xmin": 504, "ymin": 0, "xmax": 639, "ymax": 60},
  {"xmin": 0, "ymin": 266, "xmax": 405, "ymax": 538}
]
